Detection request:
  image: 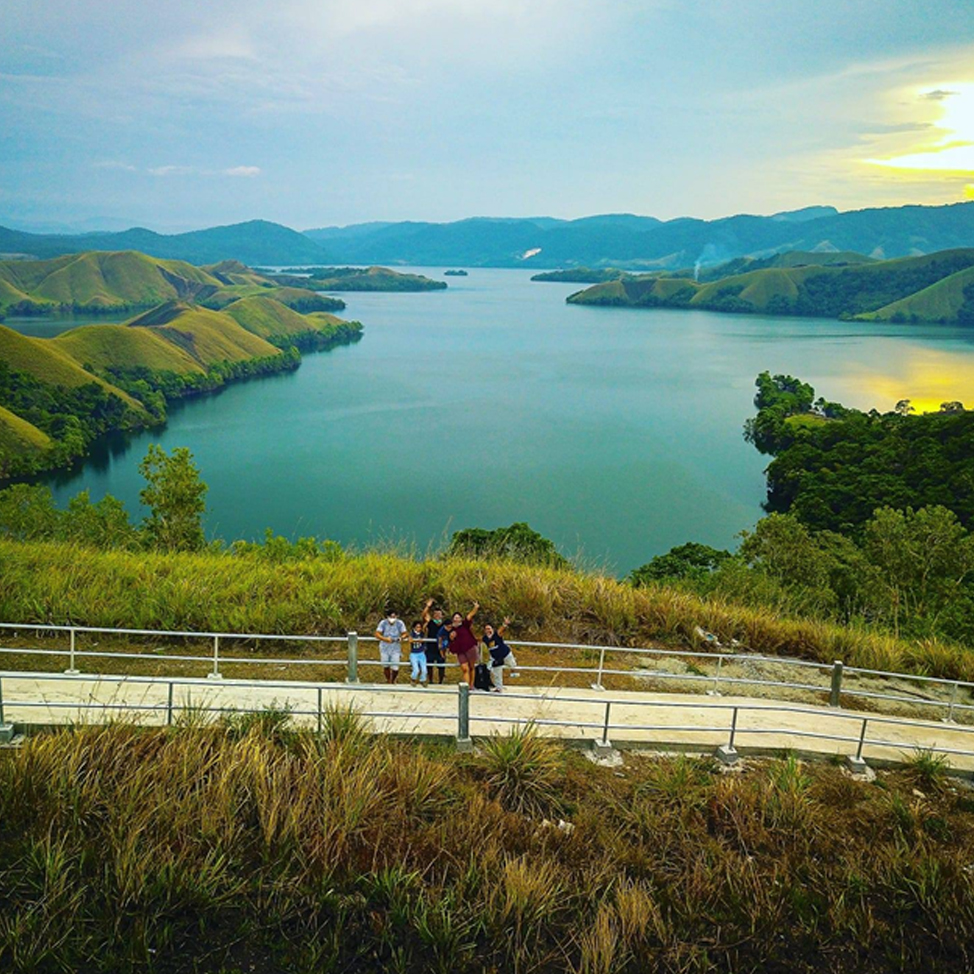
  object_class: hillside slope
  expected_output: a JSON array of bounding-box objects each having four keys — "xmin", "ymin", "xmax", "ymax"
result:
[
  {"xmin": 568, "ymin": 248, "xmax": 974, "ymax": 321},
  {"xmin": 0, "ymin": 251, "xmax": 221, "ymax": 315}
]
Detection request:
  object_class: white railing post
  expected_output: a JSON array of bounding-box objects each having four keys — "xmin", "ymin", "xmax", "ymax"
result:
[
  {"xmin": 346, "ymin": 632, "xmax": 359, "ymax": 684},
  {"xmin": 591, "ymin": 647, "xmax": 606, "ymax": 691},
  {"xmin": 708, "ymin": 655, "xmax": 723, "ymax": 696},
  {"xmin": 64, "ymin": 627, "xmax": 80, "ymax": 675},
  {"xmin": 207, "ymin": 635, "xmax": 222, "ymax": 679},
  {"xmin": 943, "ymin": 682, "xmax": 959, "ymax": 724},
  {"xmin": 716, "ymin": 705, "xmax": 739, "ymax": 765},
  {"xmin": 166, "ymin": 681, "xmax": 174, "ymax": 726}
]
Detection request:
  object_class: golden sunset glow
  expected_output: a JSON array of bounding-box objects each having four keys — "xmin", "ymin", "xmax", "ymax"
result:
[
  {"xmin": 869, "ymin": 82, "xmax": 974, "ymax": 174},
  {"xmin": 858, "ymin": 345, "xmax": 974, "ymax": 413}
]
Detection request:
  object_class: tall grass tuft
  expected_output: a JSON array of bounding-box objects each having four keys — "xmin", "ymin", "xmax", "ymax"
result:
[{"xmin": 476, "ymin": 723, "xmax": 564, "ymax": 815}]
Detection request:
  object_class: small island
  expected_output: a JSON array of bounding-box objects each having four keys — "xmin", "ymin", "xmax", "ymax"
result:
[
  {"xmin": 269, "ymin": 266, "xmax": 448, "ymax": 292},
  {"xmin": 443, "ymin": 269, "xmax": 468, "ymax": 276},
  {"xmin": 531, "ymin": 267, "xmax": 627, "ymax": 284}
]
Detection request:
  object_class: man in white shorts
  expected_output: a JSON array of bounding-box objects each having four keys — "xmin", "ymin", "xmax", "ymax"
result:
[{"xmin": 375, "ymin": 609, "xmax": 407, "ymax": 684}]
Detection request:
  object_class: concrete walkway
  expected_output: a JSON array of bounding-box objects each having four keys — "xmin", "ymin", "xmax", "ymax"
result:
[{"xmin": 3, "ymin": 671, "xmax": 974, "ymax": 772}]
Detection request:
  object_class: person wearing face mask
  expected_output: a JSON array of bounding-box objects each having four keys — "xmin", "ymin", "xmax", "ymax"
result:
[
  {"xmin": 421, "ymin": 598, "xmax": 448, "ymax": 685},
  {"xmin": 375, "ymin": 608, "xmax": 407, "ymax": 684}
]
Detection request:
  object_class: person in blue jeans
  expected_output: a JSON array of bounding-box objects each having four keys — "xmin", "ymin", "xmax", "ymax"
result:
[
  {"xmin": 407, "ymin": 620, "xmax": 428, "ymax": 687},
  {"xmin": 482, "ymin": 617, "xmax": 517, "ymax": 691}
]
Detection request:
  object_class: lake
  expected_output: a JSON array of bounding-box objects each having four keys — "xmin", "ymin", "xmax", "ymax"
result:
[{"xmin": 20, "ymin": 268, "xmax": 974, "ymax": 574}]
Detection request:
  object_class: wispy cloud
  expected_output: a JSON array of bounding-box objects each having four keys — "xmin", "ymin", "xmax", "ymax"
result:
[
  {"xmin": 148, "ymin": 165, "xmax": 195, "ymax": 177},
  {"xmin": 223, "ymin": 165, "xmax": 261, "ymax": 177},
  {"xmin": 93, "ymin": 160, "xmax": 138, "ymax": 171},
  {"xmin": 146, "ymin": 164, "xmax": 262, "ymax": 178},
  {"xmin": 922, "ymin": 88, "xmax": 958, "ymax": 101}
]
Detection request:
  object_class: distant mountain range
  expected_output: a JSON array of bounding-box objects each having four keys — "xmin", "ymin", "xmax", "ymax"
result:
[{"xmin": 2, "ymin": 201, "xmax": 974, "ymax": 269}]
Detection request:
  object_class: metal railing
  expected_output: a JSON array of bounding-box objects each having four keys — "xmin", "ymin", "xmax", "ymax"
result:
[
  {"xmin": 0, "ymin": 620, "xmax": 972, "ymax": 724},
  {"xmin": 2, "ymin": 670, "xmax": 974, "ymax": 771}
]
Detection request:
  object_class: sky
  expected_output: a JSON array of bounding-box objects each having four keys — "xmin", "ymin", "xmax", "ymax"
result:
[{"xmin": 1, "ymin": 0, "xmax": 974, "ymax": 232}]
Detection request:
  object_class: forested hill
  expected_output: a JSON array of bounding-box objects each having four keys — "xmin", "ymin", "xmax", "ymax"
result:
[
  {"xmin": 744, "ymin": 371, "xmax": 974, "ymax": 533},
  {"xmin": 0, "ymin": 220, "xmax": 331, "ymax": 266},
  {"xmin": 567, "ymin": 248, "xmax": 974, "ymax": 323}
]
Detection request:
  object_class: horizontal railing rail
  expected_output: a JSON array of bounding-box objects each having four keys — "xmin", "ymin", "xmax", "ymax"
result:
[
  {"xmin": 2, "ymin": 670, "xmax": 974, "ymax": 770},
  {"xmin": 0, "ymin": 620, "xmax": 972, "ymax": 723}
]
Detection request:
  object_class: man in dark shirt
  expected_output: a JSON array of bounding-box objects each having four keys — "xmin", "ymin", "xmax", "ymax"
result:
[
  {"xmin": 421, "ymin": 599, "xmax": 448, "ymax": 684},
  {"xmin": 483, "ymin": 617, "xmax": 517, "ymax": 691}
]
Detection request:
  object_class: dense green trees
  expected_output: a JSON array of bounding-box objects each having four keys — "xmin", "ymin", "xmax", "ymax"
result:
[{"xmin": 447, "ymin": 522, "xmax": 569, "ymax": 567}]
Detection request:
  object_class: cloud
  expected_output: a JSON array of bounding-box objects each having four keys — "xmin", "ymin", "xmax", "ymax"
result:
[
  {"xmin": 93, "ymin": 160, "xmax": 138, "ymax": 171},
  {"xmin": 922, "ymin": 88, "xmax": 958, "ymax": 100},
  {"xmin": 148, "ymin": 165, "xmax": 195, "ymax": 177},
  {"xmin": 223, "ymin": 165, "xmax": 261, "ymax": 177}
]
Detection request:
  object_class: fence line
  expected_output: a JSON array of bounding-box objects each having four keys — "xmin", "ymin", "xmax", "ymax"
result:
[
  {"xmin": 2, "ymin": 670, "xmax": 974, "ymax": 770},
  {"xmin": 0, "ymin": 620, "xmax": 972, "ymax": 723}
]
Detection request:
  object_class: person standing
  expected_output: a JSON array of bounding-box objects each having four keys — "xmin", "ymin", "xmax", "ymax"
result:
[
  {"xmin": 483, "ymin": 617, "xmax": 517, "ymax": 692},
  {"xmin": 407, "ymin": 620, "xmax": 428, "ymax": 687},
  {"xmin": 447, "ymin": 602, "xmax": 480, "ymax": 689},
  {"xmin": 375, "ymin": 609, "xmax": 407, "ymax": 684},
  {"xmin": 422, "ymin": 599, "xmax": 449, "ymax": 685}
]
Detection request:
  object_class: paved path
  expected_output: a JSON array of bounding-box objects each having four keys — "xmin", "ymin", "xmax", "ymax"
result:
[{"xmin": 3, "ymin": 671, "xmax": 974, "ymax": 771}]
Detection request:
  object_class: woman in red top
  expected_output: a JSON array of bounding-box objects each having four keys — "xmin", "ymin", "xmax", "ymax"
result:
[{"xmin": 448, "ymin": 602, "xmax": 480, "ymax": 688}]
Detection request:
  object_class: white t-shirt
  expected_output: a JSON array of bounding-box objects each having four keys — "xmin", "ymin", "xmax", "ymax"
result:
[{"xmin": 376, "ymin": 618, "xmax": 407, "ymax": 643}]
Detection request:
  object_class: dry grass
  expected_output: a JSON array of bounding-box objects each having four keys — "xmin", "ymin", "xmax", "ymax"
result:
[{"xmin": 2, "ymin": 719, "xmax": 974, "ymax": 972}]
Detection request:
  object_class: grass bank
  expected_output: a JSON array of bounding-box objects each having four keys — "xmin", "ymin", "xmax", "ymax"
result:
[
  {"xmin": 0, "ymin": 539, "xmax": 971, "ymax": 681},
  {"xmin": 1, "ymin": 719, "xmax": 974, "ymax": 973}
]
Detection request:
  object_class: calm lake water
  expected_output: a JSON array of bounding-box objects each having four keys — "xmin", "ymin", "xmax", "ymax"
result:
[{"xmin": 19, "ymin": 268, "xmax": 974, "ymax": 574}]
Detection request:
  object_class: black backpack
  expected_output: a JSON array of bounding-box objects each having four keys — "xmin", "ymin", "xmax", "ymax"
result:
[{"xmin": 473, "ymin": 663, "xmax": 492, "ymax": 691}]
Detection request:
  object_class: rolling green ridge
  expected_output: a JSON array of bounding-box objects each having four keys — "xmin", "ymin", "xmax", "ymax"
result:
[
  {"xmin": 0, "ymin": 251, "xmax": 221, "ymax": 317},
  {"xmin": 531, "ymin": 267, "xmax": 628, "ymax": 283},
  {"xmin": 0, "ymin": 294, "xmax": 363, "ymax": 478},
  {"xmin": 567, "ymin": 248, "xmax": 974, "ymax": 322},
  {"xmin": 201, "ymin": 283, "xmax": 346, "ymax": 312}
]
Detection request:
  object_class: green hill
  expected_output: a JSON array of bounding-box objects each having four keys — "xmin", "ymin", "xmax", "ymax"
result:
[
  {"xmin": 568, "ymin": 248, "xmax": 974, "ymax": 321},
  {"xmin": 123, "ymin": 302, "xmax": 282, "ymax": 366},
  {"xmin": 200, "ymin": 259, "xmax": 274, "ymax": 287},
  {"xmin": 201, "ymin": 284, "xmax": 346, "ymax": 313},
  {"xmin": 0, "ymin": 324, "xmax": 142, "ymax": 405},
  {"xmin": 224, "ymin": 296, "xmax": 364, "ymax": 351},
  {"xmin": 54, "ymin": 321, "xmax": 206, "ymax": 375},
  {"xmin": 0, "ymin": 404, "xmax": 51, "ymax": 474},
  {"xmin": 0, "ymin": 251, "xmax": 221, "ymax": 316},
  {"xmin": 858, "ymin": 265, "xmax": 974, "ymax": 323}
]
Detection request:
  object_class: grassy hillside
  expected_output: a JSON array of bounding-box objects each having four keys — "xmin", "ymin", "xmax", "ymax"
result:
[
  {"xmin": 0, "ymin": 539, "xmax": 964, "ymax": 679},
  {"xmin": 123, "ymin": 301, "xmax": 283, "ymax": 366},
  {"xmin": 0, "ymin": 251, "xmax": 221, "ymax": 316},
  {"xmin": 0, "ymin": 324, "xmax": 142, "ymax": 405},
  {"xmin": 200, "ymin": 258, "xmax": 273, "ymax": 287},
  {"xmin": 859, "ymin": 265, "xmax": 974, "ymax": 323},
  {"xmin": 201, "ymin": 283, "xmax": 346, "ymax": 313},
  {"xmin": 5, "ymin": 724, "xmax": 972, "ymax": 974},
  {"xmin": 0, "ymin": 404, "xmax": 50, "ymax": 463},
  {"xmin": 222, "ymin": 295, "xmax": 363, "ymax": 350},
  {"xmin": 54, "ymin": 321, "xmax": 206, "ymax": 375},
  {"xmin": 568, "ymin": 248, "xmax": 974, "ymax": 321}
]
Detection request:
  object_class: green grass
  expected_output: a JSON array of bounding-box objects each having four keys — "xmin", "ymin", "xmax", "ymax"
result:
[
  {"xmin": 569, "ymin": 248, "xmax": 974, "ymax": 321},
  {"xmin": 222, "ymin": 294, "xmax": 343, "ymax": 343},
  {"xmin": 860, "ymin": 265, "xmax": 974, "ymax": 323},
  {"xmin": 0, "ymin": 251, "xmax": 220, "ymax": 314},
  {"xmin": 1, "ymin": 721, "xmax": 973, "ymax": 972},
  {"xmin": 124, "ymin": 301, "xmax": 283, "ymax": 366},
  {"xmin": 0, "ymin": 324, "xmax": 143, "ymax": 408},
  {"xmin": 0, "ymin": 405, "xmax": 51, "ymax": 458},
  {"xmin": 1, "ymin": 539, "xmax": 972, "ymax": 681},
  {"xmin": 54, "ymin": 321, "xmax": 206, "ymax": 374}
]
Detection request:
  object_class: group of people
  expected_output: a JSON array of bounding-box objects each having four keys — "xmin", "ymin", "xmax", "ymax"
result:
[{"xmin": 374, "ymin": 598, "xmax": 518, "ymax": 691}]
